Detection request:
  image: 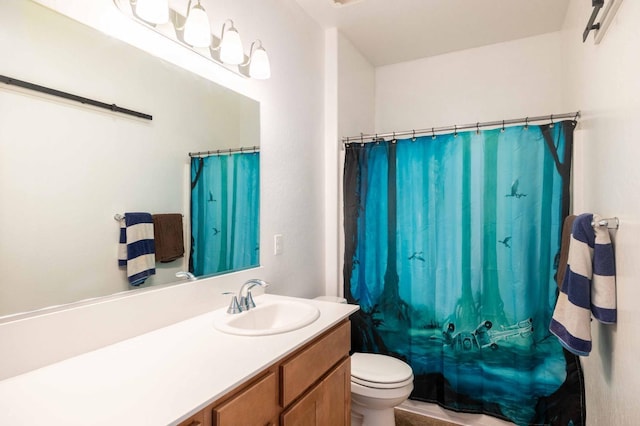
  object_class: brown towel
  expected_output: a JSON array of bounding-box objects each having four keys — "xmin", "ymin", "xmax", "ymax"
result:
[
  {"xmin": 152, "ymin": 214, "xmax": 184, "ymax": 263},
  {"xmin": 556, "ymin": 214, "xmax": 577, "ymax": 289}
]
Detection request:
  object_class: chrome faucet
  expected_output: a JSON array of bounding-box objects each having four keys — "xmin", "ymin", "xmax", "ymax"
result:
[
  {"xmin": 239, "ymin": 279, "xmax": 270, "ymax": 311},
  {"xmin": 175, "ymin": 271, "xmax": 197, "ymax": 280},
  {"xmin": 224, "ymin": 279, "xmax": 270, "ymax": 314}
]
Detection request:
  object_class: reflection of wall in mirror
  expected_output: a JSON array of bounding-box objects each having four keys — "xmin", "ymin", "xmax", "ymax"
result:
[{"xmin": 0, "ymin": 1, "xmax": 260, "ymax": 317}]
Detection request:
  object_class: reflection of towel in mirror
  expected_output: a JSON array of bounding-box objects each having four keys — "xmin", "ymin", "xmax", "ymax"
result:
[
  {"xmin": 549, "ymin": 213, "xmax": 616, "ymax": 356},
  {"xmin": 152, "ymin": 214, "xmax": 184, "ymax": 263},
  {"xmin": 118, "ymin": 212, "xmax": 156, "ymax": 286}
]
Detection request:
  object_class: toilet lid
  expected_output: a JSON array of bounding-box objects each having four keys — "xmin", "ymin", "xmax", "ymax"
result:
[{"xmin": 351, "ymin": 352, "xmax": 413, "ymax": 386}]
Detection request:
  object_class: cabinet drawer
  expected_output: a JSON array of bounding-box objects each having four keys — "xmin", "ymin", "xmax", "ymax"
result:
[
  {"xmin": 212, "ymin": 371, "xmax": 279, "ymax": 426},
  {"xmin": 280, "ymin": 321, "xmax": 350, "ymax": 407}
]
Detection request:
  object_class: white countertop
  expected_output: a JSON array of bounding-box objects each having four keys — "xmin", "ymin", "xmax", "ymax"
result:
[{"xmin": 0, "ymin": 294, "xmax": 358, "ymax": 425}]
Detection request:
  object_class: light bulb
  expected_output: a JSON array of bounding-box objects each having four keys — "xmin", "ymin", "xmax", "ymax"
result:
[
  {"xmin": 135, "ymin": 0, "xmax": 169, "ymax": 24},
  {"xmin": 249, "ymin": 46, "xmax": 271, "ymax": 80},
  {"xmin": 183, "ymin": 3, "xmax": 211, "ymax": 48},
  {"xmin": 220, "ymin": 26, "xmax": 244, "ymax": 65}
]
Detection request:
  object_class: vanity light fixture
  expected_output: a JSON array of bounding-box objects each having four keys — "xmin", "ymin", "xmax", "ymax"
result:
[
  {"xmin": 183, "ymin": 0, "xmax": 212, "ymax": 48},
  {"xmin": 244, "ymin": 41, "xmax": 271, "ymax": 80},
  {"xmin": 217, "ymin": 20, "xmax": 244, "ymax": 65},
  {"xmin": 114, "ymin": 0, "xmax": 271, "ymax": 79}
]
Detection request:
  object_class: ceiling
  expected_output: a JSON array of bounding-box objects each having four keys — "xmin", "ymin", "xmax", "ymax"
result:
[{"xmin": 293, "ymin": 0, "xmax": 571, "ymax": 66}]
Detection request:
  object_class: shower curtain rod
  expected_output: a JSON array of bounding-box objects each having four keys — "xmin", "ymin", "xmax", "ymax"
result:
[
  {"xmin": 188, "ymin": 146, "xmax": 260, "ymax": 157},
  {"xmin": 342, "ymin": 111, "xmax": 580, "ymax": 144}
]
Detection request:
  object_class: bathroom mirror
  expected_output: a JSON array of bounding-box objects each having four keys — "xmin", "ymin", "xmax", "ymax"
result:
[{"xmin": 0, "ymin": 1, "xmax": 260, "ymax": 318}]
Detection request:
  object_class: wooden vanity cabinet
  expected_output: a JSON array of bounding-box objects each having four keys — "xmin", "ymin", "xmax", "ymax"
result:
[
  {"xmin": 180, "ymin": 320, "xmax": 351, "ymax": 426},
  {"xmin": 281, "ymin": 357, "xmax": 350, "ymax": 426}
]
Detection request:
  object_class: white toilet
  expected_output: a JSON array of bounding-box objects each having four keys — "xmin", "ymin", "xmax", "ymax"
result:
[{"xmin": 315, "ymin": 296, "xmax": 414, "ymax": 426}]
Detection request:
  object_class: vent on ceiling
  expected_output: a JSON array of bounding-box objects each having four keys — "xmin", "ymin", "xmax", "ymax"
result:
[{"xmin": 331, "ymin": 0, "xmax": 365, "ymax": 7}]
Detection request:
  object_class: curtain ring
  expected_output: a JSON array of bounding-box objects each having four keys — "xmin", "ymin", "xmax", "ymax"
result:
[
  {"xmin": 431, "ymin": 127, "xmax": 436, "ymax": 140},
  {"xmin": 454, "ymin": 125, "xmax": 458, "ymax": 137},
  {"xmin": 549, "ymin": 114, "xmax": 555, "ymax": 128},
  {"xmin": 524, "ymin": 117, "xmax": 529, "ymax": 130},
  {"xmin": 501, "ymin": 120, "xmax": 505, "ymax": 133},
  {"xmin": 391, "ymin": 131, "xmax": 396, "ymax": 143},
  {"xmin": 574, "ymin": 111, "xmax": 580, "ymax": 121},
  {"xmin": 360, "ymin": 133, "xmax": 364, "ymax": 147},
  {"xmin": 476, "ymin": 122, "xmax": 480, "ymax": 135}
]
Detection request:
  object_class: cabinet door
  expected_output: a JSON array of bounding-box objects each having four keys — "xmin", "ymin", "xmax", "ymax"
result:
[
  {"xmin": 280, "ymin": 381, "xmax": 323, "ymax": 426},
  {"xmin": 212, "ymin": 371, "xmax": 279, "ymax": 426},
  {"xmin": 321, "ymin": 357, "xmax": 350, "ymax": 426},
  {"xmin": 281, "ymin": 357, "xmax": 350, "ymax": 426}
]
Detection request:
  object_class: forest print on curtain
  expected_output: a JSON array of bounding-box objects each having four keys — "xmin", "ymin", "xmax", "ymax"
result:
[
  {"xmin": 191, "ymin": 152, "xmax": 259, "ymax": 276},
  {"xmin": 343, "ymin": 121, "xmax": 584, "ymax": 425}
]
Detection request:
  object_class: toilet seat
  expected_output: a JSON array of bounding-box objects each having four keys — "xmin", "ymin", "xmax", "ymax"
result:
[{"xmin": 351, "ymin": 352, "xmax": 414, "ymax": 389}]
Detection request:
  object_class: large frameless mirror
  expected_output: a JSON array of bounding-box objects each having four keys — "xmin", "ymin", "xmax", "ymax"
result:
[{"xmin": 0, "ymin": 1, "xmax": 260, "ymax": 319}]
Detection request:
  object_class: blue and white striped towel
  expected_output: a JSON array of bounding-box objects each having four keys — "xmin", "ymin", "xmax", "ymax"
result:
[
  {"xmin": 549, "ymin": 213, "xmax": 616, "ymax": 356},
  {"xmin": 118, "ymin": 212, "xmax": 156, "ymax": 286}
]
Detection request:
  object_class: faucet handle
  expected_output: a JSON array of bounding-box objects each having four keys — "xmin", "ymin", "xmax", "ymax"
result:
[{"xmin": 222, "ymin": 292, "xmax": 243, "ymax": 314}]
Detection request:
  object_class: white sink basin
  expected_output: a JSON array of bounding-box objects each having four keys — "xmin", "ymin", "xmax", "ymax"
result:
[{"xmin": 214, "ymin": 299, "xmax": 320, "ymax": 336}]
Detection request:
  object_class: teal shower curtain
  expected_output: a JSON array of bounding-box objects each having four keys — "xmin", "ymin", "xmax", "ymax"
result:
[
  {"xmin": 191, "ymin": 152, "xmax": 259, "ymax": 276},
  {"xmin": 344, "ymin": 121, "xmax": 584, "ymax": 425}
]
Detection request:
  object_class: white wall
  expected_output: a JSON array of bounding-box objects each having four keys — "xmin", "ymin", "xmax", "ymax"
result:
[
  {"xmin": 375, "ymin": 32, "xmax": 565, "ymax": 132},
  {"xmin": 338, "ymin": 35, "xmax": 376, "ymax": 140},
  {"xmin": 0, "ymin": 0, "xmax": 327, "ymax": 379},
  {"xmin": 561, "ymin": 1, "xmax": 640, "ymax": 424}
]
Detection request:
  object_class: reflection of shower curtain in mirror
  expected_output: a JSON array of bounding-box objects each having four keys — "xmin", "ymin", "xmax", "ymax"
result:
[
  {"xmin": 343, "ymin": 122, "xmax": 585, "ymax": 425},
  {"xmin": 191, "ymin": 152, "xmax": 259, "ymax": 275}
]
